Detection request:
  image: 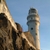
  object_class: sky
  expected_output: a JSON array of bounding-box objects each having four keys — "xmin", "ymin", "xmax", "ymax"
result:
[{"xmin": 6, "ymin": 0, "xmax": 50, "ymax": 50}]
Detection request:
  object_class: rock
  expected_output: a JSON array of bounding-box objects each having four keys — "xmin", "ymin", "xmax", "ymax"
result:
[{"xmin": 0, "ymin": 13, "xmax": 36, "ymax": 50}]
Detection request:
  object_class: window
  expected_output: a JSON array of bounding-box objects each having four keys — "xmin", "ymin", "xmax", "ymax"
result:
[
  {"xmin": 35, "ymin": 23, "xmax": 37, "ymax": 25},
  {"xmin": 36, "ymin": 33, "xmax": 37, "ymax": 35},
  {"xmin": 31, "ymin": 17, "xmax": 32, "ymax": 20},
  {"xmin": 28, "ymin": 24, "xmax": 29, "ymax": 26},
  {"xmin": 31, "ymin": 28, "xmax": 33, "ymax": 30}
]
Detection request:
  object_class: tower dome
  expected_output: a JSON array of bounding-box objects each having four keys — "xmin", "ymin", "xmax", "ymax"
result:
[
  {"xmin": 27, "ymin": 8, "xmax": 40, "ymax": 50},
  {"xmin": 27, "ymin": 8, "xmax": 40, "ymax": 25},
  {"xmin": 28, "ymin": 8, "xmax": 37, "ymax": 14}
]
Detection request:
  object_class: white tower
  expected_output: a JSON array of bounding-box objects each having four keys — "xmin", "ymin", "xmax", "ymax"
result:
[{"xmin": 27, "ymin": 8, "xmax": 40, "ymax": 50}]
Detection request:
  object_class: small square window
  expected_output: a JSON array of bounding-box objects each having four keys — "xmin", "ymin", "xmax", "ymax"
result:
[
  {"xmin": 36, "ymin": 33, "xmax": 37, "ymax": 35},
  {"xmin": 31, "ymin": 28, "xmax": 33, "ymax": 30},
  {"xmin": 31, "ymin": 18, "xmax": 32, "ymax": 19},
  {"xmin": 35, "ymin": 23, "xmax": 37, "ymax": 25}
]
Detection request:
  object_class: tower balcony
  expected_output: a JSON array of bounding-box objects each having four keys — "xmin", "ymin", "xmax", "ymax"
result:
[
  {"xmin": 27, "ymin": 14, "xmax": 39, "ymax": 20},
  {"xmin": 27, "ymin": 19, "xmax": 40, "ymax": 25},
  {"xmin": 28, "ymin": 13, "xmax": 37, "ymax": 16}
]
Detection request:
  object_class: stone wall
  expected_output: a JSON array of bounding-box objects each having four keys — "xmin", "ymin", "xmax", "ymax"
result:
[{"xmin": 0, "ymin": 13, "xmax": 36, "ymax": 50}]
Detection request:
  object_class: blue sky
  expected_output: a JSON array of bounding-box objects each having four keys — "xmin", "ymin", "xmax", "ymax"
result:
[{"xmin": 6, "ymin": 0, "xmax": 50, "ymax": 50}]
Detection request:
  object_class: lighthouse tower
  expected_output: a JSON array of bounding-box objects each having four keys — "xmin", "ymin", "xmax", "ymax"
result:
[{"xmin": 27, "ymin": 8, "xmax": 40, "ymax": 50}]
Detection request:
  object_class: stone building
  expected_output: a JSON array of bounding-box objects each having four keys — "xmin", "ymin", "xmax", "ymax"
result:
[{"xmin": 0, "ymin": 0, "xmax": 40, "ymax": 50}]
